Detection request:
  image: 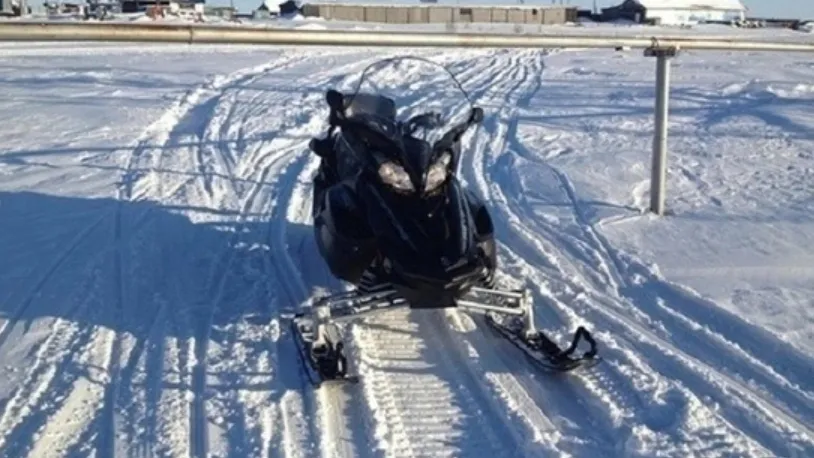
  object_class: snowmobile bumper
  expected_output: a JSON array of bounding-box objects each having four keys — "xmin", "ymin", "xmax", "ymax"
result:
[{"xmin": 392, "ymin": 259, "xmax": 492, "ymax": 309}]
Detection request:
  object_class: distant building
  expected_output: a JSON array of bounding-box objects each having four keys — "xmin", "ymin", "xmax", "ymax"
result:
[
  {"xmin": 602, "ymin": 0, "xmax": 747, "ymax": 25},
  {"xmin": 205, "ymin": 5, "xmax": 234, "ymax": 18},
  {"xmin": 255, "ymin": 0, "xmax": 301, "ymax": 18},
  {"xmin": 278, "ymin": 0, "xmax": 298, "ymax": 15},
  {"xmin": 121, "ymin": 0, "xmax": 171, "ymax": 13},
  {"xmin": 43, "ymin": 0, "xmax": 83, "ymax": 14},
  {"xmin": 301, "ymin": 2, "xmax": 577, "ymax": 25},
  {"xmin": 2, "ymin": 0, "xmax": 29, "ymax": 15}
]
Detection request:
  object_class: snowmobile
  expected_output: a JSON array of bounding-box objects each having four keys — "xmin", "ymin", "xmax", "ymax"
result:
[{"xmin": 290, "ymin": 56, "xmax": 600, "ymax": 386}]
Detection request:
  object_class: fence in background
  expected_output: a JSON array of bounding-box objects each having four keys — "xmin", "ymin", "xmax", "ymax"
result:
[{"xmin": 1, "ymin": 21, "xmax": 813, "ymax": 215}]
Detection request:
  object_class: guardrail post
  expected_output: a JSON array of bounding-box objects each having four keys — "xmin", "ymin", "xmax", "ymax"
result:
[{"xmin": 645, "ymin": 46, "xmax": 678, "ymax": 216}]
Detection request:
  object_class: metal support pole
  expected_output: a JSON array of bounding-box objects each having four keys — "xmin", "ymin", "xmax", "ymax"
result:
[{"xmin": 645, "ymin": 47, "xmax": 678, "ymax": 216}]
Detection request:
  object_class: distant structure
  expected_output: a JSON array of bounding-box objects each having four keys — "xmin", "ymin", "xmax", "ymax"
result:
[
  {"xmin": 1, "ymin": 0, "xmax": 28, "ymax": 15},
  {"xmin": 301, "ymin": 1, "xmax": 578, "ymax": 25},
  {"xmin": 601, "ymin": 0, "xmax": 746, "ymax": 25},
  {"xmin": 121, "ymin": 0, "xmax": 171, "ymax": 13},
  {"xmin": 253, "ymin": 0, "xmax": 279, "ymax": 18}
]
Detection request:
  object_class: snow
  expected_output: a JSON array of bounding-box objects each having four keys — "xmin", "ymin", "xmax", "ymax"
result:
[
  {"xmin": 262, "ymin": 0, "xmax": 281, "ymax": 13},
  {"xmin": 1, "ymin": 21, "xmax": 814, "ymax": 458}
]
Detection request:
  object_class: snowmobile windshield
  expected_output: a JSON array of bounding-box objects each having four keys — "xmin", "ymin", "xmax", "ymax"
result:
[{"xmin": 338, "ymin": 55, "xmax": 477, "ymax": 157}]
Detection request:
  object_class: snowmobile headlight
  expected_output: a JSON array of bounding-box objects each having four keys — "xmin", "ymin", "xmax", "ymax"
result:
[
  {"xmin": 424, "ymin": 151, "xmax": 451, "ymax": 192},
  {"xmin": 378, "ymin": 161, "xmax": 414, "ymax": 192}
]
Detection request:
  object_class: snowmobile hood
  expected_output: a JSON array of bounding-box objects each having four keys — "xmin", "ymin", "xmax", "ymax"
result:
[
  {"xmin": 361, "ymin": 175, "xmax": 479, "ymax": 277},
  {"xmin": 398, "ymin": 135, "xmax": 435, "ymax": 192}
]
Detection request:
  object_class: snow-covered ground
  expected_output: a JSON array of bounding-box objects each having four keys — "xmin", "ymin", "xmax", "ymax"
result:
[{"xmin": 0, "ymin": 30, "xmax": 813, "ymax": 458}]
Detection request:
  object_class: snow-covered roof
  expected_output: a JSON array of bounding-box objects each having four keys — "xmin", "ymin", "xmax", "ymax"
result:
[
  {"xmin": 633, "ymin": 0, "xmax": 746, "ymax": 11},
  {"xmin": 259, "ymin": 0, "xmax": 281, "ymax": 11}
]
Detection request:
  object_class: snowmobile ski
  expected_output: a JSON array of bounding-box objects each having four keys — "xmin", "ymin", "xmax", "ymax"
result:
[
  {"xmin": 484, "ymin": 313, "xmax": 601, "ymax": 373},
  {"xmin": 290, "ymin": 313, "xmax": 360, "ymax": 388}
]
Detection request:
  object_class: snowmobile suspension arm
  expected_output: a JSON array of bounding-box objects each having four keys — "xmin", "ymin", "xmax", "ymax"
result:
[
  {"xmin": 295, "ymin": 285, "xmax": 599, "ymax": 380},
  {"xmin": 309, "ymin": 285, "xmax": 537, "ymax": 334}
]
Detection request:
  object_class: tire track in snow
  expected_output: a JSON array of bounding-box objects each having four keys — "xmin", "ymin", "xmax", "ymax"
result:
[
  {"xmin": 470, "ymin": 51, "xmax": 712, "ymax": 456},
  {"xmin": 462, "ymin": 48, "xmax": 765, "ymax": 456},
  {"xmin": 0, "ymin": 224, "xmax": 121, "ymax": 457},
  {"xmin": 544, "ymin": 163, "xmax": 814, "ymax": 453},
  {"xmin": 0, "ymin": 201, "xmax": 173, "ymax": 457},
  {"xmin": 480, "ymin": 52, "xmax": 814, "ymax": 455},
  {"xmin": 561, "ymin": 169, "xmax": 814, "ymax": 435},
  {"xmin": 474, "ymin": 58, "xmax": 772, "ymax": 455},
  {"xmin": 165, "ymin": 50, "xmax": 395, "ymax": 458},
  {"xmin": 448, "ymin": 49, "xmax": 625, "ymax": 455},
  {"xmin": 233, "ymin": 52, "xmax": 405, "ymax": 458},
  {"xmin": 95, "ymin": 182, "xmax": 129, "ymax": 458},
  {"xmin": 350, "ymin": 307, "xmax": 527, "ymax": 458},
  {"xmin": 70, "ymin": 58, "xmax": 318, "ymax": 457},
  {"xmin": 466, "ymin": 51, "xmax": 679, "ymax": 454},
  {"xmin": 176, "ymin": 59, "xmax": 318, "ymax": 458},
  {"xmin": 0, "ymin": 49, "xmax": 324, "ymax": 458},
  {"xmin": 86, "ymin": 51, "xmax": 314, "ymax": 458},
  {"xmin": 499, "ymin": 106, "xmax": 814, "ymax": 454},
  {"xmin": 261, "ymin": 49, "xmax": 524, "ymax": 458},
  {"xmin": 144, "ymin": 52, "xmax": 314, "ymax": 209},
  {"xmin": 0, "ymin": 212, "xmax": 108, "ymax": 353},
  {"xmin": 0, "ymin": 162, "xmax": 127, "ymax": 456}
]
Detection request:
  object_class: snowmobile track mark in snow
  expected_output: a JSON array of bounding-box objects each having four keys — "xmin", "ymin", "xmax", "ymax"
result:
[
  {"xmin": 270, "ymin": 51, "xmax": 511, "ymax": 458},
  {"xmin": 457, "ymin": 49, "xmax": 665, "ymax": 453},
  {"xmin": 477, "ymin": 52, "xmax": 814, "ymax": 454},
  {"xmin": 0, "ymin": 212, "xmax": 107, "ymax": 353},
  {"xmin": 292, "ymin": 52, "xmax": 604, "ymax": 458},
  {"xmin": 0, "ymin": 227, "xmax": 120, "ymax": 457},
  {"xmin": 525, "ymin": 144, "xmax": 814, "ymax": 450},
  {"xmin": 95, "ymin": 195, "xmax": 129, "ymax": 457}
]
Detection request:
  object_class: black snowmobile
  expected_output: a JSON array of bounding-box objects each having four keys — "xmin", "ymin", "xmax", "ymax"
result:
[{"xmin": 291, "ymin": 56, "xmax": 599, "ymax": 386}]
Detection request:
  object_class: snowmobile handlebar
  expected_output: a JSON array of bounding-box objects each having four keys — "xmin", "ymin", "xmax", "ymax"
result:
[{"xmin": 431, "ymin": 106, "xmax": 483, "ymax": 153}]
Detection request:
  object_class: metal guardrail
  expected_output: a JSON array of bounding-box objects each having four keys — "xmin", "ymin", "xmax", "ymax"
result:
[
  {"xmin": 2, "ymin": 21, "xmax": 813, "ymax": 215},
  {"xmin": 1, "ymin": 22, "xmax": 813, "ymax": 51}
]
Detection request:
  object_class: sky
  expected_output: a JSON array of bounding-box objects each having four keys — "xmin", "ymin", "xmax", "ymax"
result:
[{"xmin": 225, "ymin": 0, "xmax": 814, "ymax": 20}]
